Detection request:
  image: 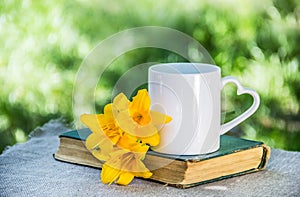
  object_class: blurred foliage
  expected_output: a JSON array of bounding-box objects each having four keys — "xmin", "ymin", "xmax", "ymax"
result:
[{"xmin": 0, "ymin": 0, "xmax": 299, "ymax": 153}]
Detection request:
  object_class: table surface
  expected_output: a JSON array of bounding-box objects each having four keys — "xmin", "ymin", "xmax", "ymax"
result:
[{"xmin": 1, "ymin": 119, "xmax": 299, "ymax": 196}]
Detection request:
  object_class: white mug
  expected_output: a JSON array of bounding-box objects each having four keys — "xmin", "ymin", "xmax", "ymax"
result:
[{"xmin": 148, "ymin": 63, "xmax": 260, "ymax": 155}]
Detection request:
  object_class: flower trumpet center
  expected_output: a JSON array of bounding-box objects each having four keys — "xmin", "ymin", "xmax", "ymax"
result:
[
  {"xmin": 131, "ymin": 112, "xmax": 150, "ymax": 126},
  {"xmin": 103, "ymin": 123, "xmax": 118, "ymax": 132}
]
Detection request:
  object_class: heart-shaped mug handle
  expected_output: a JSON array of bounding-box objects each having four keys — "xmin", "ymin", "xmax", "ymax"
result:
[{"xmin": 220, "ymin": 76, "xmax": 260, "ymax": 135}]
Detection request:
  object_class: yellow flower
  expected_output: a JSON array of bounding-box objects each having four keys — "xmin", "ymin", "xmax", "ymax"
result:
[
  {"xmin": 85, "ymin": 132, "xmax": 114, "ymax": 161},
  {"xmin": 81, "ymin": 110, "xmax": 151, "ymax": 186},
  {"xmin": 80, "ymin": 104, "xmax": 124, "ymax": 162},
  {"xmin": 101, "ymin": 148, "xmax": 152, "ymax": 185},
  {"xmin": 81, "ymin": 104, "xmax": 123, "ymax": 145},
  {"xmin": 112, "ymin": 89, "xmax": 172, "ymax": 146},
  {"xmin": 117, "ymin": 133, "xmax": 149, "ymax": 159},
  {"xmin": 80, "ymin": 89, "xmax": 172, "ymax": 186}
]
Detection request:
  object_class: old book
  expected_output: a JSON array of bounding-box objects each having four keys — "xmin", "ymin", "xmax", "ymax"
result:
[{"xmin": 54, "ymin": 129, "xmax": 270, "ymax": 188}]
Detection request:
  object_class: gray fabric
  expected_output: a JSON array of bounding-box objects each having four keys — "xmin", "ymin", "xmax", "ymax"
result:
[{"xmin": 0, "ymin": 119, "xmax": 299, "ymax": 197}]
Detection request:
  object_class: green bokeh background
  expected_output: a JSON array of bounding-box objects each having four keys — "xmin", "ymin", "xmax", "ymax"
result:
[{"xmin": 1, "ymin": 0, "xmax": 299, "ymax": 153}]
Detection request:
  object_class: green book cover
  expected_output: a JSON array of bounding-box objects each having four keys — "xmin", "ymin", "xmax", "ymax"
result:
[
  {"xmin": 60, "ymin": 128, "xmax": 265, "ymax": 162},
  {"xmin": 57, "ymin": 128, "xmax": 270, "ymax": 188}
]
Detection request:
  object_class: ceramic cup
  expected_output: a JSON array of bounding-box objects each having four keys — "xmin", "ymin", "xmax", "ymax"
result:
[{"xmin": 148, "ymin": 63, "xmax": 260, "ymax": 155}]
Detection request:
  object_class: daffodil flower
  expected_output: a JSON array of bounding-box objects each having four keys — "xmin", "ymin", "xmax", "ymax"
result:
[
  {"xmin": 117, "ymin": 133, "xmax": 149, "ymax": 159},
  {"xmin": 101, "ymin": 148, "xmax": 152, "ymax": 185},
  {"xmin": 112, "ymin": 89, "xmax": 172, "ymax": 146},
  {"xmin": 80, "ymin": 113, "xmax": 116, "ymax": 161},
  {"xmin": 85, "ymin": 132, "xmax": 114, "ymax": 161},
  {"xmin": 80, "ymin": 89, "xmax": 172, "ymax": 186},
  {"xmin": 81, "ymin": 104, "xmax": 123, "ymax": 145}
]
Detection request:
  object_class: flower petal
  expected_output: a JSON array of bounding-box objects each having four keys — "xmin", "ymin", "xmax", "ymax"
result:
[
  {"xmin": 130, "ymin": 159, "xmax": 152, "ymax": 178},
  {"xmin": 130, "ymin": 89, "xmax": 150, "ymax": 114},
  {"xmin": 116, "ymin": 172, "xmax": 134, "ymax": 185},
  {"xmin": 134, "ymin": 124, "xmax": 159, "ymax": 138},
  {"xmin": 85, "ymin": 133, "xmax": 114, "ymax": 161},
  {"xmin": 81, "ymin": 109, "xmax": 123, "ymax": 145},
  {"xmin": 129, "ymin": 89, "xmax": 151, "ymax": 125},
  {"xmin": 134, "ymin": 170, "xmax": 152, "ymax": 179},
  {"xmin": 103, "ymin": 103, "xmax": 113, "ymax": 117},
  {"xmin": 92, "ymin": 150, "xmax": 111, "ymax": 161},
  {"xmin": 85, "ymin": 133, "xmax": 102, "ymax": 151},
  {"xmin": 140, "ymin": 132, "xmax": 160, "ymax": 147},
  {"xmin": 117, "ymin": 133, "xmax": 149, "ymax": 154},
  {"xmin": 113, "ymin": 93, "xmax": 130, "ymax": 113},
  {"xmin": 102, "ymin": 147, "xmax": 152, "ymax": 185},
  {"xmin": 94, "ymin": 142, "xmax": 114, "ymax": 160},
  {"xmin": 101, "ymin": 163, "xmax": 120, "ymax": 185},
  {"xmin": 80, "ymin": 114, "xmax": 105, "ymax": 136},
  {"xmin": 114, "ymin": 110, "xmax": 136, "ymax": 133},
  {"xmin": 116, "ymin": 110, "xmax": 159, "ymax": 137},
  {"xmin": 150, "ymin": 111, "xmax": 172, "ymax": 125},
  {"xmin": 105, "ymin": 149, "xmax": 128, "ymax": 169}
]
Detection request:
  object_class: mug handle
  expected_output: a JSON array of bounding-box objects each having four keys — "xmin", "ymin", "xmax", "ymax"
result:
[{"xmin": 220, "ymin": 76, "xmax": 260, "ymax": 135}]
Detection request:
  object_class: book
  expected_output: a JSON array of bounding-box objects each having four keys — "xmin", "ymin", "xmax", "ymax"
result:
[{"xmin": 54, "ymin": 128, "xmax": 270, "ymax": 188}]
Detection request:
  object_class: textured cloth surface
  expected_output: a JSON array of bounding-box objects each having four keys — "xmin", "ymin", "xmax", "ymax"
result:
[{"xmin": 0, "ymin": 119, "xmax": 300, "ymax": 196}]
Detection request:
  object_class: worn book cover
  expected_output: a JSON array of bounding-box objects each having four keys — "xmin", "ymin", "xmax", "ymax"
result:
[{"xmin": 54, "ymin": 129, "xmax": 270, "ymax": 188}]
